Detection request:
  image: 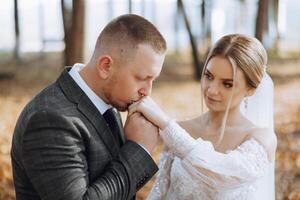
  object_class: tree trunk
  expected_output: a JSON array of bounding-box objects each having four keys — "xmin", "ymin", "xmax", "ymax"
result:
[
  {"xmin": 128, "ymin": 0, "xmax": 132, "ymax": 13},
  {"xmin": 61, "ymin": 0, "xmax": 85, "ymax": 66},
  {"xmin": 177, "ymin": 0, "xmax": 202, "ymax": 80},
  {"xmin": 174, "ymin": 2, "xmax": 180, "ymax": 54},
  {"xmin": 271, "ymin": 0, "xmax": 280, "ymax": 50},
  {"xmin": 201, "ymin": 0, "xmax": 205, "ymax": 38},
  {"xmin": 255, "ymin": 0, "xmax": 269, "ymax": 42},
  {"xmin": 14, "ymin": 0, "xmax": 20, "ymax": 60},
  {"xmin": 200, "ymin": 0, "xmax": 212, "ymax": 59},
  {"xmin": 140, "ymin": 0, "xmax": 145, "ymax": 16}
]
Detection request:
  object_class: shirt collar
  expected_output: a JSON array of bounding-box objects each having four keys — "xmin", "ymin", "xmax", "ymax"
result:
[{"xmin": 69, "ymin": 63, "xmax": 111, "ymax": 114}]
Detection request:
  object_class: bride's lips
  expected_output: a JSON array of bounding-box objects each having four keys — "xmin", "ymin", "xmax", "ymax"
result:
[{"xmin": 206, "ymin": 96, "xmax": 221, "ymax": 103}]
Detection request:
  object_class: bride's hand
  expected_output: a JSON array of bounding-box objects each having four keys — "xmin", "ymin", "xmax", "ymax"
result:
[{"xmin": 128, "ymin": 96, "xmax": 170, "ymax": 130}]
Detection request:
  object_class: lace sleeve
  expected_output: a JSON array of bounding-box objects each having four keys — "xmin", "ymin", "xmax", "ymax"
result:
[
  {"xmin": 147, "ymin": 148, "xmax": 174, "ymax": 200},
  {"xmin": 160, "ymin": 121, "xmax": 270, "ymax": 190}
]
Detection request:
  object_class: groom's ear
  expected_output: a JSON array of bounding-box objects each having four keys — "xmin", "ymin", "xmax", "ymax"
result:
[{"xmin": 95, "ymin": 55, "xmax": 113, "ymax": 79}]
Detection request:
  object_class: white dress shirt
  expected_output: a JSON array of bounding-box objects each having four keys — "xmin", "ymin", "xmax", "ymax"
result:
[{"xmin": 69, "ymin": 63, "xmax": 111, "ymax": 115}]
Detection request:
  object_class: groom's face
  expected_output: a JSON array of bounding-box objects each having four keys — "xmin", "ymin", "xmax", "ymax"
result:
[{"xmin": 104, "ymin": 44, "xmax": 165, "ymax": 111}]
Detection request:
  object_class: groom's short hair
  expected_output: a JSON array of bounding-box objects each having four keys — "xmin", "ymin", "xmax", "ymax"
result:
[{"xmin": 92, "ymin": 14, "xmax": 166, "ymax": 61}]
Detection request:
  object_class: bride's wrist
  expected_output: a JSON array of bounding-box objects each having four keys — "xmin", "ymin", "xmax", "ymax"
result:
[{"xmin": 159, "ymin": 116, "xmax": 171, "ymax": 130}]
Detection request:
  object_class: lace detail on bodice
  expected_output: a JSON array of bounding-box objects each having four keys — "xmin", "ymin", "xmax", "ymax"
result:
[{"xmin": 147, "ymin": 121, "xmax": 271, "ymax": 200}]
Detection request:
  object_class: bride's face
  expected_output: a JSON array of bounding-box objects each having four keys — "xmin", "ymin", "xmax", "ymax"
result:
[{"xmin": 202, "ymin": 56, "xmax": 251, "ymax": 112}]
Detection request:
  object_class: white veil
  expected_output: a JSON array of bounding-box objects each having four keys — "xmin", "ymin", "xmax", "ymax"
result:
[{"xmin": 240, "ymin": 72, "xmax": 275, "ymax": 199}]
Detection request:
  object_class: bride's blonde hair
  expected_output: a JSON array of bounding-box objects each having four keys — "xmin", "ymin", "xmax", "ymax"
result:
[{"xmin": 200, "ymin": 34, "xmax": 268, "ymax": 146}]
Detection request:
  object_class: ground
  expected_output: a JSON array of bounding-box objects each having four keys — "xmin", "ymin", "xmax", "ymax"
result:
[{"xmin": 0, "ymin": 53, "xmax": 300, "ymax": 199}]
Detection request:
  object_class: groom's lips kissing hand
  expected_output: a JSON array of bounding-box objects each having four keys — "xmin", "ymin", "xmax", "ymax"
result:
[
  {"xmin": 130, "ymin": 97, "xmax": 143, "ymax": 105},
  {"xmin": 127, "ymin": 98, "xmax": 143, "ymax": 114}
]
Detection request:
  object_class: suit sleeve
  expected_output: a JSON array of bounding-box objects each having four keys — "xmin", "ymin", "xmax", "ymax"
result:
[{"xmin": 22, "ymin": 110, "xmax": 158, "ymax": 200}]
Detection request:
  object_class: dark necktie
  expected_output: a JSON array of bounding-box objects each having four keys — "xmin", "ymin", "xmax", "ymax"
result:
[{"xmin": 103, "ymin": 108, "xmax": 123, "ymax": 146}]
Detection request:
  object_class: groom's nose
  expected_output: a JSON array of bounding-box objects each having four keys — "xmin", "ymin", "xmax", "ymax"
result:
[{"xmin": 138, "ymin": 81, "xmax": 152, "ymax": 97}]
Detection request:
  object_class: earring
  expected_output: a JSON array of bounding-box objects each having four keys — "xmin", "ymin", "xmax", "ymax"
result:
[{"xmin": 244, "ymin": 97, "xmax": 248, "ymax": 110}]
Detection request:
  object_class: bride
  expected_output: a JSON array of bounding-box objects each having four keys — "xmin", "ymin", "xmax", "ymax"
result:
[{"xmin": 129, "ymin": 34, "xmax": 277, "ymax": 199}]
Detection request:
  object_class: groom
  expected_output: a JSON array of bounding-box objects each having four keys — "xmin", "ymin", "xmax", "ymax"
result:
[{"xmin": 11, "ymin": 14, "xmax": 166, "ymax": 199}]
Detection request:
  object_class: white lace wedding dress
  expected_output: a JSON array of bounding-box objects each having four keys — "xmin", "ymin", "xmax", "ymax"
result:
[
  {"xmin": 147, "ymin": 121, "xmax": 273, "ymax": 200},
  {"xmin": 147, "ymin": 74, "xmax": 275, "ymax": 200}
]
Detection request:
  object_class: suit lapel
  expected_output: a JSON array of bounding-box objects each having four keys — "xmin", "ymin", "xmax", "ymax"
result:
[
  {"xmin": 57, "ymin": 67, "xmax": 120, "ymax": 157},
  {"xmin": 77, "ymin": 98, "xmax": 120, "ymax": 156}
]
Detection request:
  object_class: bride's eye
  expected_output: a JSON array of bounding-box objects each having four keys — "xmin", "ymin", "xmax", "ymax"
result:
[
  {"xmin": 204, "ymin": 73, "xmax": 213, "ymax": 80},
  {"xmin": 223, "ymin": 82, "xmax": 233, "ymax": 88}
]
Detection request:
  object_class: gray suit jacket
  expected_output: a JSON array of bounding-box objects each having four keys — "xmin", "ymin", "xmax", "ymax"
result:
[{"xmin": 11, "ymin": 68, "xmax": 158, "ymax": 200}]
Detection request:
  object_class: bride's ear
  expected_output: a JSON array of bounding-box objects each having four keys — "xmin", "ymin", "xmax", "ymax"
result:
[{"xmin": 246, "ymin": 87, "xmax": 256, "ymax": 97}]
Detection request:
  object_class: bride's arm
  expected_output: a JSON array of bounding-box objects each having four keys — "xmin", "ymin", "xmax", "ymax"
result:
[
  {"xmin": 161, "ymin": 121, "xmax": 272, "ymax": 189},
  {"xmin": 128, "ymin": 97, "xmax": 274, "ymax": 189}
]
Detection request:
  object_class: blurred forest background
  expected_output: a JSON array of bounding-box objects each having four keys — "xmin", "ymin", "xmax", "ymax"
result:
[{"xmin": 1, "ymin": 0, "xmax": 300, "ymax": 199}]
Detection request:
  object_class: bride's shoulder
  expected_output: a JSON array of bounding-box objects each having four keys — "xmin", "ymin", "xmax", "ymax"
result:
[
  {"xmin": 178, "ymin": 117, "xmax": 198, "ymax": 128},
  {"xmin": 244, "ymin": 127, "xmax": 277, "ymax": 162},
  {"xmin": 178, "ymin": 116, "xmax": 205, "ymax": 137}
]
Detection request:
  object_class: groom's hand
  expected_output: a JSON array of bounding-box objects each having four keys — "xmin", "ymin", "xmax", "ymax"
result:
[{"xmin": 124, "ymin": 112, "xmax": 159, "ymax": 154}]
